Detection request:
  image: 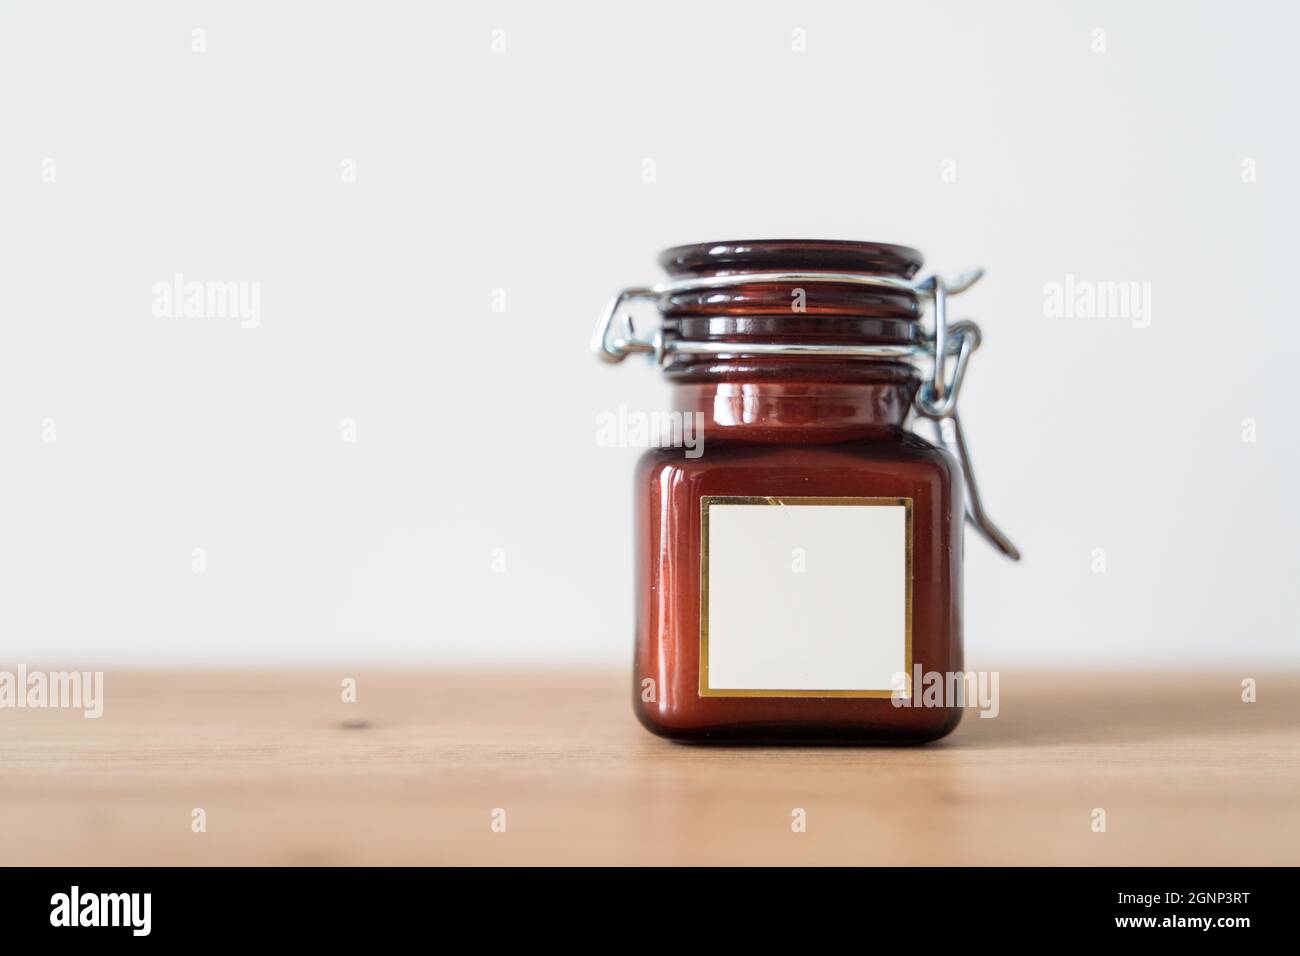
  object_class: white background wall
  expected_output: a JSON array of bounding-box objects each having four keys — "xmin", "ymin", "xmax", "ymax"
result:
[{"xmin": 1, "ymin": 1, "xmax": 1296, "ymax": 667}]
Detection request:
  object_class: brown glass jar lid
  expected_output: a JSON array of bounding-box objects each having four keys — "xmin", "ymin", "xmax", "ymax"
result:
[{"xmin": 659, "ymin": 239, "xmax": 924, "ymax": 280}]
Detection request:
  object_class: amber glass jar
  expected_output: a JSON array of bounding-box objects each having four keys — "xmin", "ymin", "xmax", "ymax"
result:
[{"xmin": 595, "ymin": 240, "xmax": 1015, "ymax": 743}]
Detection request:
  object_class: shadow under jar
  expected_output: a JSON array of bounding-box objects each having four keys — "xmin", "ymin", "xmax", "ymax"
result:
[{"xmin": 594, "ymin": 240, "xmax": 1018, "ymax": 744}]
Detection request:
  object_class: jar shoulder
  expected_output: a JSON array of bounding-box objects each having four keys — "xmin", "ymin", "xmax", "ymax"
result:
[{"xmin": 635, "ymin": 430, "xmax": 959, "ymax": 486}]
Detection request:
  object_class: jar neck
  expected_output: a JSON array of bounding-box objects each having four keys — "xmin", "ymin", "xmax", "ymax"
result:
[
  {"xmin": 671, "ymin": 365, "xmax": 919, "ymax": 442},
  {"xmin": 651, "ymin": 241, "xmax": 930, "ymax": 442}
]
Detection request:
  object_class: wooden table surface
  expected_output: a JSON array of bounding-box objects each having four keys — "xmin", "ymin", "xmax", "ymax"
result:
[{"xmin": 1, "ymin": 670, "xmax": 1296, "ymax": 866}]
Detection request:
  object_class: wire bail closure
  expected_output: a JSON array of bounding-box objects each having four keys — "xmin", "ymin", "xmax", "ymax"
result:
[{"xmin": 592, "ymin": 268, "xmax": 1020, "ymax": 560}]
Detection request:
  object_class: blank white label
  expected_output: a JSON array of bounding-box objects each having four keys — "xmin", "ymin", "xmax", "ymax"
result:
[{"xmin": 702, "ymin": 498, "xmax": 910, "ymax": 695}]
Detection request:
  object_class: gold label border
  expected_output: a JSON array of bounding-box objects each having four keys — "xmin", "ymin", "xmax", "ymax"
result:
[{"xmin": 698, "ymin": 495, "xmax": 914, "ymax": 699}]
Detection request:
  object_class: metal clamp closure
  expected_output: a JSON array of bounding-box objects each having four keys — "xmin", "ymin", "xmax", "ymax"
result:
[{"xmin": 592, "ymin": 267, "xmax": 1019, "ymax": 560}]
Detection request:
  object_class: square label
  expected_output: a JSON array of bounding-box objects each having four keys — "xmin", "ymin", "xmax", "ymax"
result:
[{"xmin": 701, "ymin": 496, "xmax": 911, "ymax": 697}]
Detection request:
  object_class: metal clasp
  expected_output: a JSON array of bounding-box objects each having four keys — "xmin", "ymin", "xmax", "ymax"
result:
[
  {"xmin": 592, "ymin": 267, "xmax": 1020, "ymax": 560},
  {"xmin": 592, "ymin": 287, "xmax": 660, "ymax": 363},
  {"xmin": 910, "ymin": 271, "xmax": 1021, "ymax": 560}
]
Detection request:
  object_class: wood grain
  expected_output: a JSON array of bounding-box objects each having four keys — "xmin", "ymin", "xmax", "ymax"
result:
[{"xmin": 0, "ymin": 670, "xmax": 1296, "ymax": 865}]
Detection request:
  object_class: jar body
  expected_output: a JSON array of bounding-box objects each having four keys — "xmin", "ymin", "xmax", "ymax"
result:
[
  {"xmin": 632, "ymin": 380, "xmax": 964, "ymax": 743},
  {"xmin": 611, "ymin": 239, "xmax": 982, "ymax": 744}
]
